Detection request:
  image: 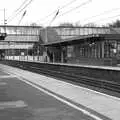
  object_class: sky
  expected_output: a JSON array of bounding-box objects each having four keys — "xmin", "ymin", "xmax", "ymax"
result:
[{"xmin": 0, "ymin": 0, "xmax": 120, "ymax": 26}]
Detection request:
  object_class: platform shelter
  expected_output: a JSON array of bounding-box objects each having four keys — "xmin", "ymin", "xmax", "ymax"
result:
[{"xmin": 42, "ymin": 27, "xmax": 120, "ymax": 66}]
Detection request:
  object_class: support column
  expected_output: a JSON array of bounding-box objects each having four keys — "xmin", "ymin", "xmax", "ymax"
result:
[
  {"xmin": 37, "ymin": 46, "xmax": 39, "ymax": 61},
  {"xmin": 61, "ymin": 50, "xmax": 64, "ymax": 63},
  {"xmin": 27, "ymin": 48, "xmax": 28, "ymax": 61},
  {"xmin": 13, "ymin": 43, "xmax": 15, "ymax": 60},
  {"xmin": 101, "ymin": 41, "xmax": 104, "ymax": 58},
  {"xmin": 98, "ymin": 43, "xmax": 100, "ymax": 58},
  {"xmin": 46, "ymin": 47, "xmax": 48, "ymax": 62},
  {"xmin": 19, "ymin": 49, "xmax": 20, "ymax": 61},
  {"xmin": 7, "ymin": 49, "xmax": 8, "ymax": 60},
  {"xmin": 33, "ymin": 49, "xmax": 34, "ymax": 61},
  {"xmin": 53, "ymin": 51, "xmax": 55, "ymax": 63}
]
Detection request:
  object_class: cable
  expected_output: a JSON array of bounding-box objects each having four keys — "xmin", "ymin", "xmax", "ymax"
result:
[
  {"xmin": 38, "ymin": 0, "xmax": 78, "ymax": 22},
  {"xmin": 7, "ymin": 0, "xmax": 30, "ymax": 21},
  {"xmin": 18, "ymin": 10, "xmax": 27, "ymax": 25},
  {"xmin": 15, "ymin": 0, "xmax": 30, "ymax": 12},
  {"xmin": 41, "ymin": 0, "xmax": 92, "ymax": 25},
  {"xmin": 83, "ymin": 14, "xmax": 120, "ymax": 26},
  {"xmin": 93, "ymin": 14, "xmax": 120, "ymax": 24},
  {"xmin": 49, "ymin": 10, "xmax": 59, "ymax": 26},
  {"xmin": 7, "ymin": 0, "xmax": 32, "ymax": 23},
  {"xmin": 76, "ymin": 7, "xmax": 120, "ymax": 23},
  {"xmin": 57, "ymin": 0, "xmax": 92, "ymax": 18},
  {"xmin": 7, "ymin": 0, "xmax": 33, "ymax": 23}
]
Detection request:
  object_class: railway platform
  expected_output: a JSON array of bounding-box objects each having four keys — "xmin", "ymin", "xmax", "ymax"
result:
[{"xmin": 0, "ymin": 63, "xmax": 120, "ymax": 120}]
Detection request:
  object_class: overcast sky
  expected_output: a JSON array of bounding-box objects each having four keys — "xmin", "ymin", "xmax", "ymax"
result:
[{"xmin": 0, "ymin": 0, "xmax": 120, "ymax": 26}]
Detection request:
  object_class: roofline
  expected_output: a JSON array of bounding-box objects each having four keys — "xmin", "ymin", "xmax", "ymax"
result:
[
  {"xmin": 41, "ymin": 34, "xmax": 101, "ymax": 46},
  {"xmin": 42, "ymin": 34, "xmax": 120, "ymax": 46},
  {"xmin": 46, "ymin": 26, "xmax": 119, "ymax": 29},
  {"xmin": 0, "ymin": 25, "xmax": 42, "ymax": 28}
]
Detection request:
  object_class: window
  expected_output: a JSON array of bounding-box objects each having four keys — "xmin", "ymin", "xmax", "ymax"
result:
[
  {"xmin": 104, "ymin": 40, "xmax": 117, "ymax": 58},
  {"xmin": 67, "ymin": 46, "xmax": 73, "ymax": 57}
]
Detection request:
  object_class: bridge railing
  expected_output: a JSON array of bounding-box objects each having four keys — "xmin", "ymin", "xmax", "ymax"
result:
[
  {"xmin": 54, "ymin": 27, "xmax": 112, "ymax": 39},
  {"xmin": 41, "ymin": 27, "xmax": 117, "ymax": 43}
]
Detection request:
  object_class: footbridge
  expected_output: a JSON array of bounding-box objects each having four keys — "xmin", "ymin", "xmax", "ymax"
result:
[
  {"xmin": 0, "ymin": 26, "xmax": 119, "ymax": 49},
  {"xmin": 0, "ymin": 25, "xmax": 42, "ymax": 49},
  {"xmin": 0, "ymin": 26, "xmax": 120, "ymax": 63}
]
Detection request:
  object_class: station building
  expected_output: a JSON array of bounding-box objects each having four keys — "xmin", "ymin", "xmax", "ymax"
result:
[
  {"xmin": 41, "ymin": 27, "xmax": 120, "ymax": 66},
  {"xmin": 1, "ymin": 25, "xmax": 120, "ymax": 66}
]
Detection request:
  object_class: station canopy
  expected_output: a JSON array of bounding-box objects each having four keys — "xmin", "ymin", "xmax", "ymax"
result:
[{"xmin": 41, "ymin": 27, "xmax": 120, "ymax": 46}]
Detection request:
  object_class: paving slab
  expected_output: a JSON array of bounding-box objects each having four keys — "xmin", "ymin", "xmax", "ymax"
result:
[{"xmin": 0, "ymin": 64, "xmax": 120, "ymax": 120}]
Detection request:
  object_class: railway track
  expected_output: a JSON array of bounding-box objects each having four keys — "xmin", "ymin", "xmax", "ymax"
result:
[
  {"xmin": 1, "ymin": 60, "xmax": 120, "ymax": 94},
  {"xmin": 29, "ymin": 66, "xmax": 120, "ymax": 93}
]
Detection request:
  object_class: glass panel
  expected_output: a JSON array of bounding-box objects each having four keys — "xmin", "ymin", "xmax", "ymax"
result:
[{"xmin": 104, "ymin": 40, "xmax": 117, "ymax": 58}]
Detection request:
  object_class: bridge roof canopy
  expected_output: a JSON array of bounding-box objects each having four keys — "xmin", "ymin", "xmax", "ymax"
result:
[{"xmin": 42, "ymin": 34, "xmax": 120, "ymax": 47}]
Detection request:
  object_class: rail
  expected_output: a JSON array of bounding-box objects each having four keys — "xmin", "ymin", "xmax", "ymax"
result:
[{"xmin": 1, "ymin": 60, "xmax": 120, "ymax": 94}]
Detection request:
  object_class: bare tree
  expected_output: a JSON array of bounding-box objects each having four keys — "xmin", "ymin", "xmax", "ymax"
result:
[
  {"xmin": 83, "ymin": 22, "xmax": 98, "ymax": 27},
  {"xmin": 59, "ymin": 22, "xmax": 74, "ymax": 27},
  {"xmin": 30, "ymin": 22, "xmax": 38, "ymax": 26},
  {"xmin": 108, "ymin": 19, "xmax": 120, "ymax": 27}
]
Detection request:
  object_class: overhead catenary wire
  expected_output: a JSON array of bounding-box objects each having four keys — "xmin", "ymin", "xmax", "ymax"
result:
[
  {"xmin": 38, "ymin": 0, "xmax": 78, "ymax": 22},
  {"xmin": 49, "ymin": 9, "xmax": 60, "ymax": 26},
  {"xmin": 92, "ymin": 14, "xmax": 120, "ymax": 24},
  {"xmin": 41, "ymin": 0, "xmax": 92, "ymax": 25},
  {"xmin": 76, "ymin": 7, "xmax": 120, "ymax": 24},
  {"xmin": 57, "ymin": 0, "xmax": 92, "ymax": 18},
  {"xmin": 7, "ymin": 0, "xmax": 34, "ymax": 23},
  {"xmin": 18, "ymin": 10, "xmax": 27, "ymax": 25},
  {"xmin": 15, "ymin": 0, "xmax": 30, "ymax": 12},
  {"xmin": 7, "ymin": 0, "xmax": 30, "ymax": 21},
  {"xmin": 7, "ymin": 0, "xmax": 33, "ymax": 23}
]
